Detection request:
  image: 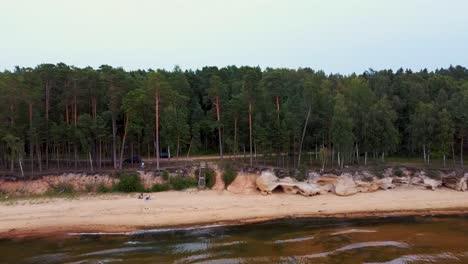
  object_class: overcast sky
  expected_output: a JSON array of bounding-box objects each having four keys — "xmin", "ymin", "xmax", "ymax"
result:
[{"xmin": 1, "ymin": 0, "xmax": 467, "ymax": 73}]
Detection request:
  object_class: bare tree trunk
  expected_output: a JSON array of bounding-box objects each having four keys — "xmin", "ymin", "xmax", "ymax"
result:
[
  {"xmin": 248, "ymin": 101, "xmax": 253, "ymax": 167},
  {"xmin": 452, "ymin": 142, "xmax": 456, "ymax": 167},
  {"xmin": 214, "ymin": 96, "xmax": 223, "ymax": 160},
  {"xmin": 28, "ymin": 103, "xmax": 34, "ymax": 178},
  {"xmin": 297, "ymin": 106, "xmax": 311, "ymax": 169},
  {"xmin": 19, "ymin": 156, "xmax": 24, "ymax": 178},
  {"xmin": 56, "ymin": 145, "xmax": 60, "ymax": 169},
  {"xmin": 119, "ymin": 115, "xmax": 129, "ymax": 169},
  {"xmin": 423, "ymin": 144, "xmax": 427, "ymax": 164},
  {"xmin": 443, "ymin": 154, "xmax": 446, "ymax": 168},
  {"xmin": 111, "ymin": 113, "xmax": 117, "ymax": 169},
  {"xmin": 155, "ymin": 92, "xmax": 160, "ymax": 170},
  {"xmin": 234, "ymin": 116, "xmax": 238, "ymax": 155},
  {"xmin": 74, "ymin": 144, "xmax": 78, "ymax": 169},
  {"xmin": 35, "ymin": 144, "xmax": 41, "ymax": 172},
  {"xmin": 365, "ymin": 152, "xmax": 368, "ymax": 166},
  {"xmin": 461, "ymin": 136, "xmax": 464, "ymax": 168},
  {"xmin": 356, "ymin": 143, "xmax": 359, "ymax": 164},
  {"xmin": 99, "ymin": 140, "xmax": 102, "ymax": 169},
  {"xmin": 89, "ymin": 152, "xmax": 93, "ymax": 172}
]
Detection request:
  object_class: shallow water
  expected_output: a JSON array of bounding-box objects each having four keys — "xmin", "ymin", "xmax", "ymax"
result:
[{"xmin": 1, "ymin": 216, "xmax": 468, "ymax": 264}]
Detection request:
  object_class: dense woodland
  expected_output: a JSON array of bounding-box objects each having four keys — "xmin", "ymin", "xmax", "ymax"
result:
[{"xmin": 1, "ymin": 64, "xmax": 467, "ymax": 177}]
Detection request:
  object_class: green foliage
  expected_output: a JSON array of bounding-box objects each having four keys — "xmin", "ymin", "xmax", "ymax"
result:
[
  {"xmin": 370, "ymin": 160, "xmax": 386, "ymax": 179},
  {"xmin": 162, "ymin": 170, "xmax": 169, "ymax": 181},
  {"xmin": 1, "ymin": 63, "xmax": 468, "ymax": 175},
  {"xmin": 112, "ymin": 173, "xmax": 144, "ymax": 192},
  {"xmin": 222, "ymin": 164, "xmax": 237, "ymax": 187},
  {"xmin": 194, "ymin": 168, "xmax": 216, "ymax": 188},
  {"xmin": 170, "ymin": 177, "xmax": 197, "ymax": 190},
  {"xmin": 331, "ymin": 94, "xmax": 354, "ymax": 168},
  {"xmin": 394, "ymin": 168, "xmax": 403, "ymax": 177},
  {"xmin": 151, "ymin": 183, "xmax": 170, "ymax": 192},
  {"xmin": 97, "ymin": 183, "xmax": 111, "ymax": 193}
]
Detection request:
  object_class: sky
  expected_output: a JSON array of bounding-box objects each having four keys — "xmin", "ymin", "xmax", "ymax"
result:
[{"xmin": 1, "ymin": 0, "xmax": 467, "ymax": 74}]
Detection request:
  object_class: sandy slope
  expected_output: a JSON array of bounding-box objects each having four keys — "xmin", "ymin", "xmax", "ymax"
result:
[{"xmin": 1, "ymin": 186, "xmax": 467, "ymax": 238}]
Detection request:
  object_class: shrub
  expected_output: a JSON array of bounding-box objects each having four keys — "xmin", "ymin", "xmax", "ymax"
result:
[
  {"xmin": 394, "ymin": 168, "xmax": 403, "ymax": 177},
  {"xmin": 151, "ymin": 183, "xmax": 170, "ymax": 192},
  {"xmin": 194, "ymin": 168, "xmax": 216, "ymax": 188},
  {"xmin": 112, "ymin": 173, "xmax": 144, "ymax": 192},
  {"xmin": 222, "ymin": 165, "xmax": 237, "ymax": 187},
  {"xmin": 162, "ymin": 170, "xmax": 169, "ymax": 181},
  {"xmin": 97, "ymin": 183, "xmax": 110, "ymax": 193},
  {"xmin": 170, "ymin": 177, "xmax": 197, "ymax": 190},
  {"xmin": 85, "ymin": 183, "xmax": 95, "ymax": 192}
]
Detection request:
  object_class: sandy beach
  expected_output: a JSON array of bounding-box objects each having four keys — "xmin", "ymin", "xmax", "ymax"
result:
[{"xmin": 1, "ymin": 186, "xmax": 467, "ymax": 239}]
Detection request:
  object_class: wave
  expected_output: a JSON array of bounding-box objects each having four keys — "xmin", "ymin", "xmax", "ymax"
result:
[
  {"xmin": 296, "ymin": 241, "xmax": 410, "ymax": 259},
  {"xmin": 331, "ymin": 229, "xmax": 377, "ymax": 235},
  {"xmin": 364, "ymin": 252, "xmax": 462, "ymax": 264},
  {"xmin": 272, "ymin": 236, "xmax": 315, "ymax": 244}
]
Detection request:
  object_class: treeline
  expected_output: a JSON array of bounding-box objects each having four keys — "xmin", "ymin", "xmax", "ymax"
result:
[{"xmin": 1, "ymin": 64, "xmax": 467, "ymax": 176}]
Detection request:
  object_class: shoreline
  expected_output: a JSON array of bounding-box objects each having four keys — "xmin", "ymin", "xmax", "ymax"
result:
[{"xmin": 1, "ymin": 187, "xmax": 468, "ymax": 239}]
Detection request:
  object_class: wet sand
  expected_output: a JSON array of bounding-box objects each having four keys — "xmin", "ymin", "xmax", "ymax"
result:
[{"xmin": 1, "ymin": 186, "xmax": 467, "ymax": 238}]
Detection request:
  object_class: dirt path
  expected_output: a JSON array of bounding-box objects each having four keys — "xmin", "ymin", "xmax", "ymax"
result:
[{"xmin": 1, "ymin": 186, "xmax": 467, "ymax": 238}]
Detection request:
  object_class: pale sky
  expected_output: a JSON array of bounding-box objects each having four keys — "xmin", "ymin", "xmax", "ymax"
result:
[{"xmin": 1, "ymin": 0, "xmax": 467, "ymax": 73}]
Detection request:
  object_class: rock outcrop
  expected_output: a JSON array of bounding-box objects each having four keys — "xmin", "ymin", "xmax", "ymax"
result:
[{"xmin": 256, "ymin": 171, "xmax": 393, "ymax": 197}]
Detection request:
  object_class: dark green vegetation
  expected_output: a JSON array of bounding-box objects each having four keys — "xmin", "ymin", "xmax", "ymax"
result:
[
  {"xmin": 1, "ymin": 64, "xmax": 467, "ymax": 177},
  {"xmin": 222, "ymin": 164, "xmax": 238, "ymax": 188}
]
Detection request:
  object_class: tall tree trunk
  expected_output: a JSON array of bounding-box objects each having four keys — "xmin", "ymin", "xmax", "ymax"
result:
[
  {"xmin": 355, "ymin": 143, "xmax": 359, "ymax": 164},
  {"xmin": 45, "ymin": 80, "xmax": 50, "ymax": 170},
  {"xmin": 364, "ymin": 151, "xmax": 368, "ymax": 166},
  {"xmin": 248, "ymin": 101, "xmax": 253, "ymax": 167},
  {"xmin": 297, "ymin": 106, "xmax": 311, "ymax": 169},
  {"xmin": 28, "ymin": 103, "xmax": 34, "ymax": 179},
  {"xmin": 214, "ymin": 96, "xmax": 223, "ymax": 160},
  {"xmin": 461, "ymin": 136, "xmax": 464, "ymax": 168},
  {"xmin": 452, "ymin": 142, "xmax": 456, "ymax": 166},
  {"xmin": 423, "ymin": 144, "xmax": 427, "ymax": 164},
  {"xmin": 36, "ymin": 144, "xmax": 42, "ymax": 172},
  {"xmin": 111, "ymin": 113, "xmax": 117, "ymax": 169},
  {"xmin": 119, "ymin": 115, "xmax": 129, "ymax": 169},
  {"xmin": 56, "ymin": 145, "xmax": 60, "ymax": 169},
  {"xmin": 74, "ymin": 144, "xmax": 78, "ymax": 169},
  {"xmin": 88, "ymin": 152, "xmax": 93, "ymax": 172},
  {"xmin": 91, "ymin": 96, "xmax": 97, "ymax": 121},
  {"xmin": 99, "ymin": 140, "xmax": 102, "ymax": 169},
  {"xmin": 234, "ymin": 115, "xmax": 238, "ymax": 155},
  {"xmin": 443, "ymin": 154, "xmax": 446, "ymax": 168},
  {"xmin": 155, "ymin": 92, "xmax": 160, "ymax": 170},
  {"xmin": 65, "ymin": 103, "xmax": 69, "ymax": 124},
  {"xmin": 176, "ymin": 137, "xmax": 180, "ymax": 159}
]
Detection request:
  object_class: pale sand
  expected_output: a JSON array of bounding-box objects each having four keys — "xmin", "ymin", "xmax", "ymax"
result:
[{"xmin": 1, "ymin": 186, "xmax": 467, "ymax": 238}]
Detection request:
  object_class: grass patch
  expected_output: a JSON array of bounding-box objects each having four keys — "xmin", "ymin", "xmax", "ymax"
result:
[
  {"xmin": 112, "ymin": 173, "xmax": 145, "ymax": 193},
  {"xmin": 162, "ymin": 170, "xmax": 170, "ymax": 181},
  {"xmin": 97, "ymin": 183, "xmax": 111, "ymax": 193},
  {"xmin": 170, "ymin": 177, "xmax": 197, "ymax": 190},
  {"xmin": 151, "ymin": 183, "xmax": 170, "ymax": 192}
]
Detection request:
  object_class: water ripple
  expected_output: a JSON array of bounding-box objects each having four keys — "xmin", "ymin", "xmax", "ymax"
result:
[
  {"xmin": 364, "ymin": 252, "xmax": 461, "ymax": 264},
  {"xmin": 331, "ymin": 229, "xmax": 377, "ymax": 235}
]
